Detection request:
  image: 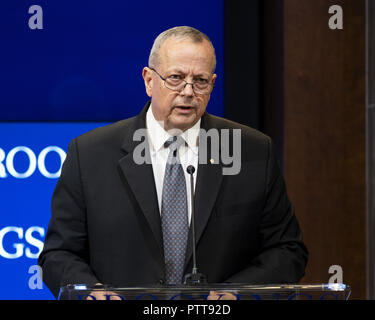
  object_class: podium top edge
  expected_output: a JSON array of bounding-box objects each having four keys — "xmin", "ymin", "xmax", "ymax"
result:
[{"xmin": 61, "ymin": 283, "xmax": 350, "ymax": 292}]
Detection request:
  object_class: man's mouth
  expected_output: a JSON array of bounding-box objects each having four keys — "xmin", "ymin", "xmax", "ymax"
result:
[
  {"xmin": 174, "ymin": 105, "xmax": 194, "ymax": 111},
  {"xmin": 176, "ymin": 105, "xmax": 193, "ymax": 108}
]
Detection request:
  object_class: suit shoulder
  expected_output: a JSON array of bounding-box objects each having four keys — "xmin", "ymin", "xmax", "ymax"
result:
[
  {"xmin": 205, "ymin": 113, "xmax": 271, "ymax": 145},
  {"xmin": 73, "ymin": 116, "xmax": 137, "ymax": 149}
]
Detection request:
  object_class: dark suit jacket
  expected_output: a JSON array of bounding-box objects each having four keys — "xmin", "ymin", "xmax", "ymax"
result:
[{"xmin": 38, "ymin": 101, "xmax": 308, "ymax": 298}]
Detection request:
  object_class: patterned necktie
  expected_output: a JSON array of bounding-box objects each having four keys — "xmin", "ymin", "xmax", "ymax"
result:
[{"xmin": 161, "ymin": 136, "xmax": 189, "ymax": 284}]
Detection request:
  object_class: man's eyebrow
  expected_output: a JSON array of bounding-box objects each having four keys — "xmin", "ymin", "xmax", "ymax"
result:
[
  {"xmin": 193, "ymin": 73, "xmax": 210, "ymax": 78},
  {"xmin": 165, "ymin": 68, "xmax": 211, "ymax": 77},
  {"xmin": 165, "ymin": 68, "xmax": 185, "ymax": 74}
]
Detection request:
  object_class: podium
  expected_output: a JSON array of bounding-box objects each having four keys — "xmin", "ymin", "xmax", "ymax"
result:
[{"xmin": 58, "ymin": 283, "xmax": 351, "ymax": 300}]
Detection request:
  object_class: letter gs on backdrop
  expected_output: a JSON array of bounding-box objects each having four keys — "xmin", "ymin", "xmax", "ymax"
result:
[{"xmin": 0, "ymin": 226, "xmax": 45, "ymax": 259}]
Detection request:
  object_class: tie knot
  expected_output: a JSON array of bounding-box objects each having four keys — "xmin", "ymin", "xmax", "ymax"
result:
[
  {"xmin": 164, "ymin": 136, "xmax": 185, "ymax": 151},
  {"xmin": 164, "ymin": 136, "xmax": 185, "ymax": 162}
]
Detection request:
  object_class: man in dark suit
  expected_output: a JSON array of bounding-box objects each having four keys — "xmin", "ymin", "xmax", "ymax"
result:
[{"xmin": 38, "ymin": 26, "xmax": 308, "ymax": 299}]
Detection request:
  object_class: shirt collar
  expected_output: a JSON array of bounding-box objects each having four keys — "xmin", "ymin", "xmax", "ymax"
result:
[{"xmin": 146, "ymin": 104, "xmax": 200, "ymax": 154}]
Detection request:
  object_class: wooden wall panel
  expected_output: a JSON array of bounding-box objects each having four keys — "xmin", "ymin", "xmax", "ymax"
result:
[{"xmin": 283, "ymin": 0, "xmax": 366, "ymax": 298}]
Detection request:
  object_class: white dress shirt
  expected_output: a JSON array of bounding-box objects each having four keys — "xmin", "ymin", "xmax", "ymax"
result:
[{"xmin": 146, "ymin": 105, "xmax": 199, "ymax": 225}]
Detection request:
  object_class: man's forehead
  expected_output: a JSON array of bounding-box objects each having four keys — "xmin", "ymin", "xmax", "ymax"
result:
[{"xmin": 159, "ymin": 38, "xmax": 214, "ymax": 70}]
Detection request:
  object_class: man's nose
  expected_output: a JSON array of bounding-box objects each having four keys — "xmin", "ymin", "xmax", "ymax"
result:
[{"xmin": 180, "ymin": 82, "xmax": 195, "ymax": 96}]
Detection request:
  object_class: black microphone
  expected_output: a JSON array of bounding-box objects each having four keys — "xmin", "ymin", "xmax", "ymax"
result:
[{"xmin": 184, "ymin": 165, "xmax": 207, "ymax": 285}]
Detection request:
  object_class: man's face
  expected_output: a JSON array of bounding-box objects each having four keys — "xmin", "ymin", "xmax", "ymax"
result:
[{"xmin": 143, "ymin": 38, "xmax": 216, "ymax": 132}]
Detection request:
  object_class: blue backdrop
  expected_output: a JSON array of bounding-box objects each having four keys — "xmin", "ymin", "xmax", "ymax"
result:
[
  {"xmin": 0, "ymin": 1, "xmax": 224, "ymax": 299},
  {"xmin": 1, "ymin": 0, "xmax": 224, "ymax": 120},
  {"xmin": 0, "ymin": 123, "xmax": 109, "ymax": 300}
]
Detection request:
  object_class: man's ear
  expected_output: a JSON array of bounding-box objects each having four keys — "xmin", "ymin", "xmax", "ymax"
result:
[
  {"xmin": 207, "ymin": 73, "xmax": 217, "ymax": 101},
  {"xmin": 142, "ymin": 67, "xmax": 153, "ymax": 97},
  {"xmin": 211, "ymin": 73, "xmax": 217, "ymax": 87}
]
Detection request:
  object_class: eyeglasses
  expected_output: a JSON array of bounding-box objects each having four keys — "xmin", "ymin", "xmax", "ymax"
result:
[{"xmin": 149, "ymin": 67, "xmax": 215, "ymax": 95}]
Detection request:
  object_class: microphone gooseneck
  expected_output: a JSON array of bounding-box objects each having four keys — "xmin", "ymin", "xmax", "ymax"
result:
[{"xmin": 184, "ymin": 165, "xmax": 207, "ymax": 285}]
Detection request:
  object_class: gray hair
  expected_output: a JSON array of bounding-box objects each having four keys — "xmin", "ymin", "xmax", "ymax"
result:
[{"xmin": 148, "ymin": 26, "xmax": 216, "ymax": 72}]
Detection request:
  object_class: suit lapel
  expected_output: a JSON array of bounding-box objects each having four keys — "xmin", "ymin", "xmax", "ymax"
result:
[
  {"xmin": 184, "ymin": 113, "xmax": 223, "ymax": 271},
  {"xmin": 118, "ymin": 102, "xmax": 164, "ymax": 255},
  {"xmin": 118, "ymin": 156, "xmax": 163, "ymax": 251}
]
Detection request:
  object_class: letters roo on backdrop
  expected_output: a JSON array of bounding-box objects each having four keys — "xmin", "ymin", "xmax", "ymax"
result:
[{"xmin": 0, "ymin": 146, "xmax": 66, "ymax": 179}]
